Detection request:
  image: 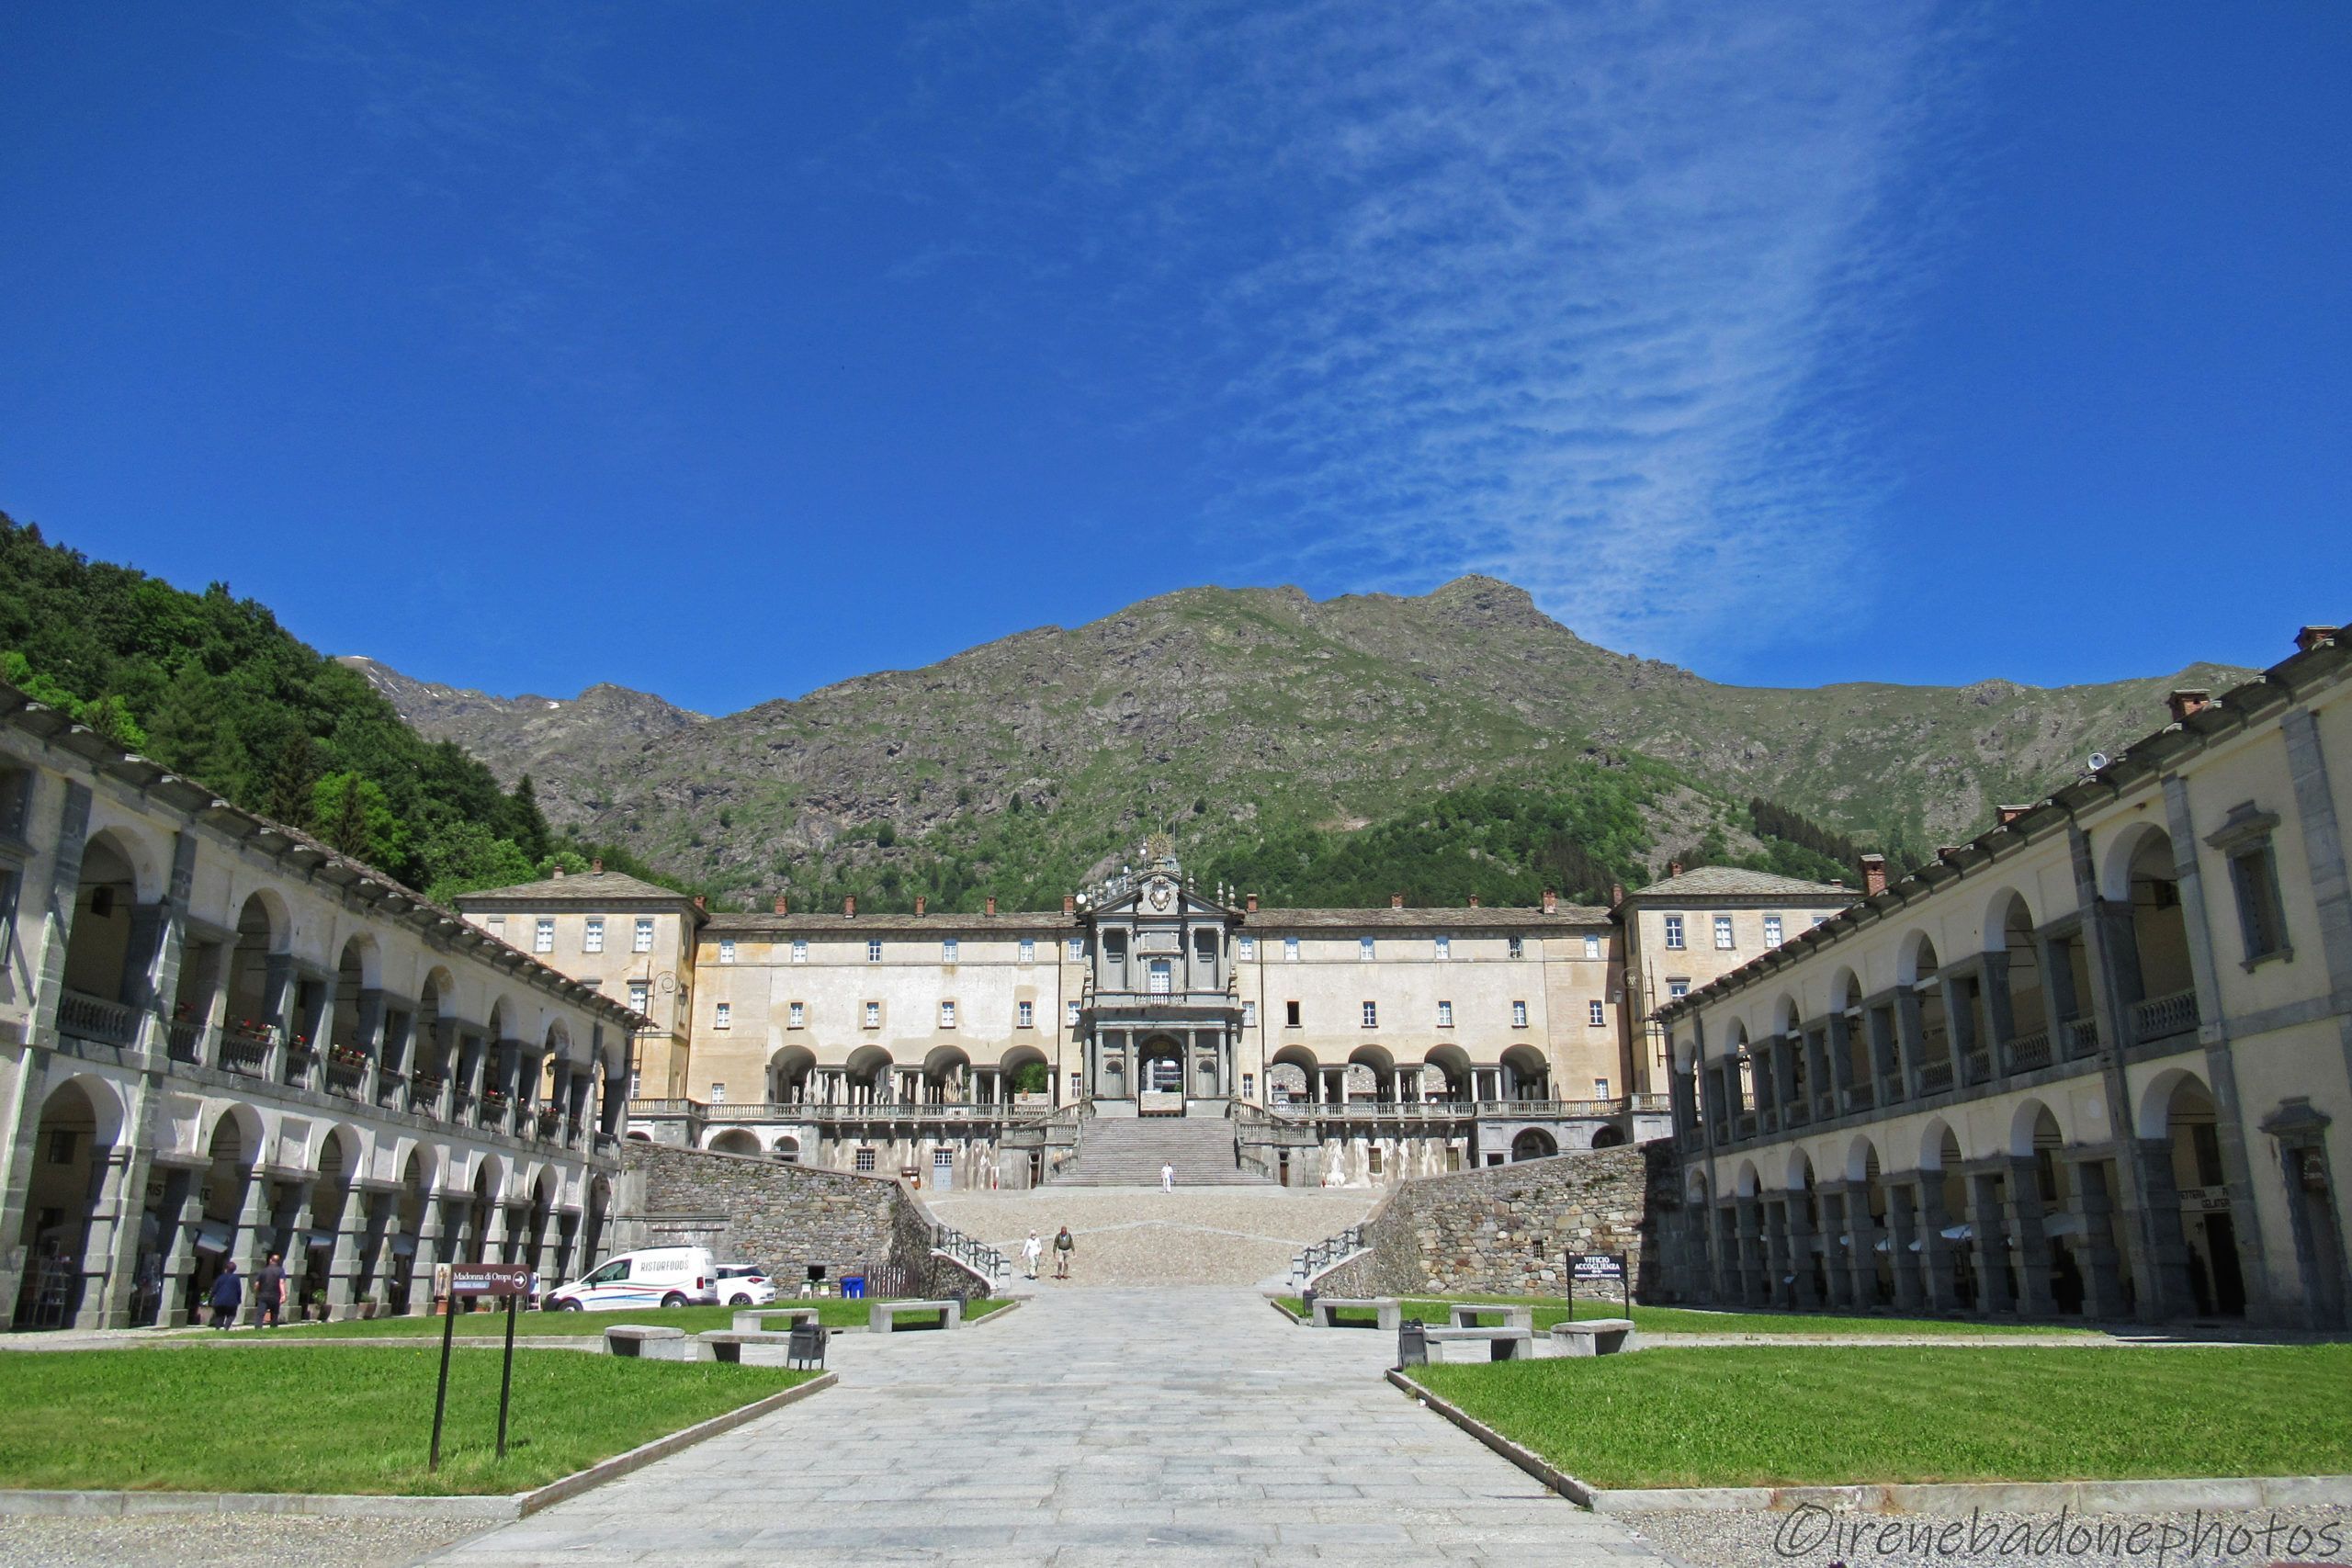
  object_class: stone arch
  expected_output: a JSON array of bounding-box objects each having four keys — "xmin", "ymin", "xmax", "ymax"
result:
[
  {"xmin": 1510, "ymin": 1127, "xmax": 1557, "ymax": 1161},
  {"xmin": 1498, "ymin": 1043, "xmax": 1549, "ymax": 1100},
  {"xmin": 922, "ymin": 1043, "xmax": 973, "ymax": 1102},
  {"xmin": 1770, "ymin": 994, "xmax": 1802, "ymax": 1038},
  {"xmin": 1733, "ymin": 1159, "xmax": 1760, "ymax": 1198},
  {"xmin": 1421, "ymin": 1043, "xmax": 1472, "ymax": 1102},
  {"xmin": 12, "ymin": 1076, "xmax": 128, "ymax": 1328},
  {"xmin": 707, "ymin": 1128, "xmax": 762, "ymax": 1156},
  {"xmin": 1784, "ymin": 1146, "xmax": 1815, "ymax": 1191},
  {"xmin": 1897, "ymin": 930, "xmax": 1941, "ymax": 987},
  {"xmin": 844, "ymin": 1044, "xmax": 894, "ymax": 1102},
  {"xmin": 1828, "ymin": 966, "xmax": 1863, "ymax": 1015},
  {"xmin": 771, "ymin": 1133, "xmax": 801, "ymax": 1164},
  {"xmin": 999, "ymin": 1043, "xmax": 1050, "ymax": 1100},
  {"xmin": 2007, "ymin": 1096, "xmax": 2067, "ymax": 1158},
  {"xmin": 1269, "ymin": 1043, "xmax": 1319, "ymax": 1103},
  {"xmin": 768, "ymin": 1043, "xmax": 818, "ymax": 1103},
  {"xmin": 1981, "ymin": 886, "xmax": 2036, "ymax": 953},
  {"xmin": 60, "ymin": 833, "xmax": 150, "ymax": 1024},
  {"xmin": 2135, "ymin": 1065, "xmax": 2212, "ymax": 1142},
  {"xmin": 1686, "ymin": 1166, "xmax": 1712, "ymax": 1203},
  {"xmin": 1917, "ymin": 1116, "xmax": 1958, "ymax": 1171},
  {"xmin": 1843, "ymin": 1133, "xmax": 1881, "ymax": 1184},
  {"xmin": 2099, "ymin": 819, "xmax": 2177, "ymax": 904},
  {"xmin": 84, "ymin": 822, "xmax": 168, "ymax": 904},
  {"xmin": 1589, "ymin": 1124, "xmax": 1627, "ymax": 1149}
]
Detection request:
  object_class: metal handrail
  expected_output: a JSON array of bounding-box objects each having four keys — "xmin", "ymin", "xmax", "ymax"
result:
[
  {"xmin": 933, "ymin": 1222, "xmax": 1010, "ymax": 1283},
  {"xmin": 1291, "ymin": 1224, "xmax": 1366, "ymax": 1284}
]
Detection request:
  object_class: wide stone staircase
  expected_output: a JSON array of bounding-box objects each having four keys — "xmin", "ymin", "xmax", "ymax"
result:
[{"xmin": 1045, "ymin": 1113, "xmax": 1273, "ymax": 1187}]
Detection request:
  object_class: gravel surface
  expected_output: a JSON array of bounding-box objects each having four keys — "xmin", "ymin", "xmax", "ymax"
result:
[
  {"xmin": 929, "ymin": 1187, "xmax": 1377, "ymax": 1286},
  {"xmin": 0, "ymin": 1512, "xmax": 486, "ymax": 1568},
  {"xmin": 1620, "ymin": 1504, "xmax": 2352, "ymax": 1568}
]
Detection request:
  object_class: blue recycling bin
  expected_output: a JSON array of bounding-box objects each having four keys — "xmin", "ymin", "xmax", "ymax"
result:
[{"xmin": 842, "ymin": 1275, "xmax": 865, "ymax": 1300}]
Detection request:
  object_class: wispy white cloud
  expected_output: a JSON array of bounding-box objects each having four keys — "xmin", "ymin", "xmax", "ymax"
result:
[{"xmin": 920, "ymin": 0, "xmax": 1973, "ymax": 660}]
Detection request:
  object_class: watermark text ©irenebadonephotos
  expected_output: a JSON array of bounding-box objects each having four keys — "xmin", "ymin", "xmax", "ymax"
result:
[{"xmin": 1775, "ymin": 1504, "xmax": 2346, "ymax": 1568}]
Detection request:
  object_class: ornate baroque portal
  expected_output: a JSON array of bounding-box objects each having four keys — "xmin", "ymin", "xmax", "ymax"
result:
[{"xmin": 1079, "ymin": 848, "xmax": 1238, "ymax": 1114}]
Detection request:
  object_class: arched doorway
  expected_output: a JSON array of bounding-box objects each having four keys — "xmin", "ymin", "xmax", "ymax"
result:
[
  {"xmin": 303, "ymin": 1129, "xmax": 356, "ymax": 1320},
  {"xmin": 1590, "ymin": 1124, "xmax": 1626, "ymax": 1149},
  {"xmin": 12, "ymin": 1079, "xmax": 118, "ymax": 1329},
  {"xmin": 1509, "ymin": 1128, "xmax": 1557, "ymax": 1162},
  {"xmin": 2117, "ymin": 830, "xmax": 2199, "ymax": 1043},
  {"xmin": 1136, "ymin": 1036, "xmax": 1183, "ymax": 1099},
  {"xmin": 60, "ymin": 835, "xmax": 145, "ymax": 1048},
  {"xmin": 2153, "ymin": 1073, "xmax": 2245, "ymax": 1317},
  {"xmin": 707, "ymin": 1129, "xmax": 761, "ymax": 1156}
]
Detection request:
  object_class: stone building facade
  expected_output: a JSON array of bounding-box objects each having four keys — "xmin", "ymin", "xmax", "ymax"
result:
[
  {"xmin": 1656, "ymin": 626, "xmax": 2352, "ymax": 1329},
  {"xmin": 0, "ymin": 685, "xmax": 644, "ymax": 1330}
]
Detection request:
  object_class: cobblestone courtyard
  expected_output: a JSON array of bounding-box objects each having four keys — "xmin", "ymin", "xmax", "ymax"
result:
[{"xmin": 422, "ymin": 1283, "xmax": 1666, "ymax": 1567}]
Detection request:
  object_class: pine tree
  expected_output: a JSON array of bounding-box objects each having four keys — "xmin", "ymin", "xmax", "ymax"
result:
[{"xmin": 266, "ymin": 733, "xmax": 319, "ymax": 829}]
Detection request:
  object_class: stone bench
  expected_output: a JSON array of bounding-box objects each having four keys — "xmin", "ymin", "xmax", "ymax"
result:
[
  {"xmin": 1447, "ymin": 1303, "xmax": 1533, "ymax": 1331},
  {"xmin": 697, "ymin": 1329, "xmax": 797, "ymax": 1364},
  {"xmin": 1419, "ymin": 1325, "xmax": 1537, "ymax": 1362},
  {"xmin": 605, "ymin": 1324, "xmax": 689, "ymax": 1360},
  {"xmin": 870, "ymin": 1299, "xmax": 962, "ymax": 1333},
  {"xmin": 732, "ymin": 1306, "xmax": 822, "ymax": 1334},
  {"xmin": 1549, "ymin": 1317, "xmax": 1640, "ymax": 1357},
  {"xmin": 1309, "ymin": 1296, "xmax": 1401, "ymax": 1331}
]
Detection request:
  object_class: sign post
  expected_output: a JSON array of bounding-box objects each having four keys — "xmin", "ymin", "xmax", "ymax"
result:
[
  {"xmin": 1565, "ymin": 1250, "xmax": 1630, "ymax": 1320},
  {"xmin": 428, "ymin": 1263, "xmax": 534, "ymax": 1473}
]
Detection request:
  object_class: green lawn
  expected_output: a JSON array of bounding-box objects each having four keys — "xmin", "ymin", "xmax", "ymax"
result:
[
  {"xmin": 1282, "ymin": 1293, "xmax": 2094, "ymax": 1337},
  {"xmin": 192, "ymin": 1295, "xmax": 1010, "ymax": 1339},
  {"xmin": 1409, "ymin": 1345, "xmax": 2352, "ymax": 1489},
  {"xmin": 0, "ymin": 1347, "xmax": 814, "ymax": 1495}
]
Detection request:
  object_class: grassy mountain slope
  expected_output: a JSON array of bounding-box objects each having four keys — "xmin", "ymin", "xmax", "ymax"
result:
[{"xmin": 349, "ymin": 578, "xmax": 2250, "ymax": 912}]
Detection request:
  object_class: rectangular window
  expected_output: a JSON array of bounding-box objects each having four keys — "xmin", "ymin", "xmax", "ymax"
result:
[
  {"xmin": 1434, "ymin": 934, "xmax": 1452, "ymax": 960},
  {"xmin": 1018, "ymin": 937, "xmax": 1035, "ymax": 963},
  {"xmin": 1238, "ymin": 936, "xmax": 1256, "ymax": 960},
  {"xmin": 714, "ymin": 1002, "xmax": 731, "ymax": 1030},
  {"xmin": 488, "ymin": 915, "xmax": 504, "ymax": 931},
  {"xmin": 1017, "ymin": 999, "xmax": 1034, "ymax": 1028},
  {"xmin": 1663, "ymin": 914, "xmax": 1685, "ymax": 950},
  {"xmin": 939, "ymin": 1000, "xmax": 956, "ymax": 1028},
  {"xmin": 628, "ymin": 981, "xmax": 650, "ymax": 1013},
  {"xmin": 1594, "ymin": 1076, "xmax": 1611, "ymax": 1100},
  {"xmin": 1763, "ymin": 915, "xmax": 1784, "ymax": 949},
  {"xmin": 1241, "ymin": 1000, "xmax": 1258, "ymax": 1028},
  {"xmin": 1069, "ymin": 1070, "xmax": 1083, "ymax": 1100},
  {"xmin": 1511, "ymin": 999, "xmax": 1528, "ymax": 1028},
  {"xmin": 1713, "ymin": 915, "xmax": 1735, "ymax": 951},
  {"xmin": 787, "ymin": 1000, "xmax": 805, "ymax": 1029},
  {"xmin": 1584, "ymin": 932, "xmax": 1601, "ymax": 960},
  {"xmin": 854, "ymin": 1147, "xmax": 876, "ymax": 1172},
  {"xmin": 628, "ymin": 1070, "xmax": 639, "ymax": 1100},
  {"xmin": 1359, "ymin": 936, "xmax": 1375, "ymax": 961},
  {"xmin": 1068, "ymin": 936, "xmax": 1084, "ymax": 960},
  {"xmin": 633, "ymin": 918, "xmax": 654, "ymax": 953},
  {"xmin": 1589, "ymin": 999, "xmax": 1605, "ymax": 1027},
  {"xmin": 1668, "ymin": 978, "xmax": 1690, "ymax": 999},
  {"xmin": 2229, "ymin": 844, "xmax": 2290, "ymax": 962},
  {"xmin": 1284, "ymin": 999, "xmax": 1302, "ymax": 1028},
  {"xmin": 719, "ymin": 938, "xmax": 736, "ymax": 965},
  {"xmin": 534, "ymin": 918, "xmax": 554, "ymax": 953},
  {"xmin": 1147, "ymin": 958, "xmax": 1173, "ymax": 995},
  {"xmin": 1241, "ymin": 1073, "xmax": 1254, "ymax": 1099},
  {"xmin": 584, "ymin": 917, "xmax": 605, "ymax": 953},
  {"xmin": 1507, "ymin": 936, "xmax": 1525, "ymax": 960},
  {"xmin": 866, "ymin": 938, "xmax": 882, "ymax": 963},
  {"xmin": 1361, "ymin": 1000, "xmax": 1378, "ymax": 1028},
  {"xmin": 1283, "ymin": 936, "xmax": 1299, "ymax": 962},
  {"xmin": 943, "ymin": 938, "xmax": 959, "ymax": 962},
  {"xmin": 710, "ymin": 1081, "xmax": 726, "ymax": 1104},
  {"xmin": 863, "ymin": 1001, "xmax": 880, "ymax": 1029},
  {"xmin": 1437, "ymin": 999, "xmax": 1453, "ymax": 1028},
  {"xmin": 1065, "ymin": 1000, "xmax": 1080, "ymax": 1029},
  {"xmin": 791, "ymin": 938, "xmax": 808, "ymax": 964}
]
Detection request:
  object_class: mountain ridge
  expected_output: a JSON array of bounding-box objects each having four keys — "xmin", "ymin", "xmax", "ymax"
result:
[{"xmin": 339, "ymin": 577, "xmax": 2256, "ymax": 912}]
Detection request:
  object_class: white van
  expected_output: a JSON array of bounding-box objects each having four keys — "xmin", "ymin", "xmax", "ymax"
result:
[{"xmin": 544, "ymin": 1247, "xmax": 717, "ymax": 1311}]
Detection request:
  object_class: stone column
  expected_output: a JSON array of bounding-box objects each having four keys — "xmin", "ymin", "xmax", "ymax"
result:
[
  {"xmin": 1968, "ymin": 1169, "xmax": 2017, "ymax": 1315},
  {"xmin": 2067, "ymin": 1156, "xmax": 2132, "ymax": 1321},
  {"xmin": 411, "ymin": 1198, "xmax": 448, "ymax": 1310},
  {"xmin": 2004, "ymin": 1156, "xmax": 2056, "ymax": 1316},
  {"xmin": 1816, "ymin": 1187, "xmax": 1851, "ymax": 1308},
  {"xmin": 1894, "ymin": 990, "xmax": 1927, "ymax": 1097},
  {"xmin": 324, "ymin": 1189, "xmax": 368, "ymax": 1318},
  {"xmin": 1848, "ymin": 1190, "xmax": 1886, "ymax": 1310},
  {"xmin": 151, "ymin": 1170, "xmax": 200, "ymax": 1327},
  {"xmin": 1887, "ymin": 1184, "xmax": 1924, "ymax": 1311},
  {"xmin": 1786, "ymin": 1194, "xmax": 1822, "ymax": 1309},
  {"xmin": 1917, "ymin": 1178, "xmax": 1960, "ymax": 1313},
  {"xmin": 1735, "ymin": 1200, "xmax": 1764, "ymax": 1304},
  {"xmin": 2126, "ymin": 1138, "xmax": 2198, "ymax": 1322},
  {"xmin": 69, "ymin": 1145, "xmax": 135, "ymax": 1329},
  {"xmin": 1981, "ymin": 953, "xmax": 2018, "ymax": 1074},
  {"xmin": 234, "ymin": 1175, "xmax": 277, "ymax": 1304}
]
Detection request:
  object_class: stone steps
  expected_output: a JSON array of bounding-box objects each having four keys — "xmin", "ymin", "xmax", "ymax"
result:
[{"xmin": 1046, "ymin": 1115, "xmax": 1273, "ymax": 1187}]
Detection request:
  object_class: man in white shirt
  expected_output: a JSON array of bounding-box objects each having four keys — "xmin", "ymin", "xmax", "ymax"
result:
[
  {"xmin": 1160, "ymin": 1163, "xmax": 1174, "ymax": 1193},
  {"xmin": 1021, "ymin": 1230, "xmax": 1043, "ymax": 1280}
]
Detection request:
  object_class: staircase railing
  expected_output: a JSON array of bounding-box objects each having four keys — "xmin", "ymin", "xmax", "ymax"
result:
[
  {"xmin": 933, "ymin": 1222, "xmax": 1011, "ymax": 1285},
  {"xmin": 1290, "ymin": 1224, "xmax": 1366, "ymax": 1285}
]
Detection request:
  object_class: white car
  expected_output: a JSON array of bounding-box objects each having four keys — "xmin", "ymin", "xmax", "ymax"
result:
[
  {"xmin": 543, "ymin": 1247, "xmax": 718, "ymax": 1311},
  {"xmin": 713, "ymin": 1264, "xmax": 775, "ymax": 1307}
]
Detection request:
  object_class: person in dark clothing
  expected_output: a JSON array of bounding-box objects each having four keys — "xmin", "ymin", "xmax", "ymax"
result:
[
  {"xmin": 254, "ymin": 1253, "xmax": 287, "ymax": 1328},
  {"xmin": 208, "ymin": 1261, "xmax": 243, "ymax": 1329}
]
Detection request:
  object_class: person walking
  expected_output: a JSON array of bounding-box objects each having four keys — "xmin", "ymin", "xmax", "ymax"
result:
[
  {"xmin": 208, "ymin": 1261, "xmax": 243, "ymax": 1330},
  {"xmin": 1160, "ymin": 1162, "xmax": 1174, "ymax": 1194},
  {"xmin": 1021, "ymin": 1230, "xmax": 1043, "ymax": 1280},
  {"xmin": 1052, "ymin": 1224, "xmax": 1074, "ymax": 1280},
  {"xmin": 254, "ymin": 1252, "xmax": 287, "ymax": 1329}
]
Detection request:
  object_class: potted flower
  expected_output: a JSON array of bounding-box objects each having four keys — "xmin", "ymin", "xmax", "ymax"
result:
[{"xmin": 329, "ymin": 1044, "xmax": 369, "ymax": 1070}]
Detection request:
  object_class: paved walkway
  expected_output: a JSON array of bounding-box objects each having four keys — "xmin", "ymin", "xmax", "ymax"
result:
[{"xmin": 424, "ymin": 1287, "xmax": 1668, "ymax": 1567}]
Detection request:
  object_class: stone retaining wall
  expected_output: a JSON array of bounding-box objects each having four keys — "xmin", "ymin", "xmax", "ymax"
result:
[
  {"xmin": 1314, "ymin": 1144, "xmax": 1671, "ymax": 1298},
  {"xmin": 615, "ymin": 1141, "xmax": 983, "ymax": 1296}
]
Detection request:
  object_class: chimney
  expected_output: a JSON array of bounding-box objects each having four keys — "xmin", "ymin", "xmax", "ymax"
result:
[
  {"xmin": 914, "ymin": 895, "xmax": 926, "ymax": 916},
  {"xmin": 1996, "ymin": 804, "xmax": 2031, "ymax": 827},
  {"xmin": 1467, "ymin": 895, "xmax": 1480, "ymax": 908},
  {"xmin": 591, "ymin": 859, "xmax": 603, "ymax": 874},
  {"xmin": 551, "ymin": 864, "xmax": 564, "ymax": 879},
  {"xmin": 1245, "ymin": 893, "xmax": 1259, "ymax": 913},
  {"xmin": 843, "ymin": 896, "xmax": 856, "ymax": 918},
  {"xmin": 1860, "ymin": 854, "xmax": 1888, "ymax": 897},
  {"xmin": 693, "ymin": 895, "xmax": 706, "ymax": 910},
  {"xmin": 1542, "ymin": 888, "xmax": 1557, "ymax": 915},
  {"xmin": 1062, "ymin": 893, "xmax": 1075, "ymax": 916},
  {"xmin": 1609, "ymin": 881, "xmax": 1625, "ymax": 907},
  {"xmin": 1668, "ymin": 860, "xmax": 1684, "ymax": 878},
  {"xmin": 2295, "ymin": 626, "xmax": 2339, "ymax": 653},
  {"xmin": 985, "ymin": 895, "xmax": 998, "ymax": 917},
  {"xmin": 1389, "ymin": 892, "xmax": 1405, "ymax": 909},
  {"xmin": 773, "ymin": 896, "xmax": 787, "ymax": 915},
  {"xmin": 2165, "ymin": 689, "xmax": 2212, "ymax": 724}
]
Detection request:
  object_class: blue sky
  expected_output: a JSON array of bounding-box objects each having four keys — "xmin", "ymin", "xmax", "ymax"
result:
[{"xmin": 2, "ymin": 2, "xmax": 2345, "ymax": 716}]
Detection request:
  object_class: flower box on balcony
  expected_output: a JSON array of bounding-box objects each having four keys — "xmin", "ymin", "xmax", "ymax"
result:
[
  {"xmin": 412, "ymin": 1073, "xmax": 445, "ymax": 1091},
  {"xmin": 481, "ymin": 1090, "xmax": 510, "ymax": 1110},
  {"xmin": 328, "ymin": 1047, "xmax": 369, "ymax": 1070}
]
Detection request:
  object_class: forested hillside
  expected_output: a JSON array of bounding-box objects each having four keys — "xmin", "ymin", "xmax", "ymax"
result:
[{"xmin": 0, "ymin": 515, "xmax": 673, "ymax": 904}]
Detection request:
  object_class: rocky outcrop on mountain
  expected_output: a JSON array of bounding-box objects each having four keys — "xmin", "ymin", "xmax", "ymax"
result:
[{"xmin": 345, "ymin": 578, "xmax": 2252, "ymax": 907}]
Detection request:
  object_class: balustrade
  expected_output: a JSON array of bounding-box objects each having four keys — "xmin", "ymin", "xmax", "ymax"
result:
[
  {"xmin": 59, "ymin": 989, "xmax": 138, "ymax": 1046},
  {"xmin": 220, "ymin": 1027, "xmax": 272, "ymax": 1077},
  {"xmin": 164, "ymin": 1018, "xmax": 204, "ymax": 1065},
  {"xmin": 2131, "ymin": 988, "xmax": 2199, "ymax": 1043},
  {"xmin": 2007, "ymin": 1028, "xmax": 2052, "ymax": 1072},
  {"xmin": 1920, "ymin": 1058, "xmax": 1954, "ymax": 1094},
  {"xmin": 2062, "ymin": 1016, "xmax": 2100, "ymax": 1058}
]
